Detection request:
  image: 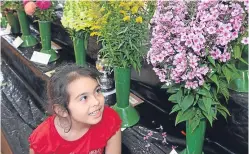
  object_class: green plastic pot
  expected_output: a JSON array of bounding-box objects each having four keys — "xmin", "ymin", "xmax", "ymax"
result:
[
  {"xmin": 38, "ymin": 21, "xmax": 58, "ymax": 62},
  {"xmin": 229, "ymin": 45, "xmax": 248, "ymax": 92},
  {"xmin": 113, "ymin": 67, "xmax": 140, "ymax": 128},
  {"xmin": 17, "ymin": 10, "xmax": 38, "ymax": 47},
  {"xmin": 1, "ymin": 12, "xmax": 8, "ymax": 28},
  {"xmin": 73, "ymin": 37, "xmax": 86, "ymax": 66},
  {"xmin": 180, "ymin": 119, "xmax": 206, "ymax": 154},
  {"xmin": 6, "ymin": 11, "xmax": 20, "ymax": 34}
]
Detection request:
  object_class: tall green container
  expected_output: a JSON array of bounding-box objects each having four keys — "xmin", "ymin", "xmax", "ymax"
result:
[
  {"xmin": 113, "ymin": 67, "xmax": 140, "ymax": 128},
  {"xmin": 229, "ymin": 45, "xmax": 248, "ymax": 92},
  {"xmin": 38, "ymin": 21, "xmax": 58, "ymax": 62},
  {"xmin": 73, "ymin": 37, "xmax": 86, "ymax": 66},
  {"xmin": 181, "ymin": 120, "xmax": 206, "ymax": 154},
  {"xmin": 17, "ymin": 10, "xmax": 38, "ymax": 47},
  {"xmin": 1, "ymin": 12, "xmax": 8, "ymax": 28},
  {"xmin": 6, "ymin": 11, "xmax": 20, "ymax": 34}
]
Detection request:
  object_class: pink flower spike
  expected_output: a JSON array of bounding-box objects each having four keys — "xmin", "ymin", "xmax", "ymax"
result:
[
  {"xmin": 241, "ymin": 37, "xmax": 249, "ymax": 44},
  {"xmin": 36, "ymin": 0, "xmax": 51, "ymax": 10}
]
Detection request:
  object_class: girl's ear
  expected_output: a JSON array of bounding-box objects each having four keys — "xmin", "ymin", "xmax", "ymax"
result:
[{"xmin": 53, "ymin": 104, "xmax": 69, "ymax": 117}]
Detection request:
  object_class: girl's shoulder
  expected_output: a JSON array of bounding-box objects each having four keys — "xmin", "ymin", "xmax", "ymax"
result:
[
  {"xmin": 92, "ymin": 106, "xmax": 122, "ymax": 140},
  {"xmin": 28, "ymin": 115, "xmax": 57, "ymax": 153}
]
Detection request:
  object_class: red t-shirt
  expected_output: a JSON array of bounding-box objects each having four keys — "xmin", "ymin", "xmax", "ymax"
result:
[{"xmin": 29, "ymin": 106, "xmax": 122, "ymax": 154}]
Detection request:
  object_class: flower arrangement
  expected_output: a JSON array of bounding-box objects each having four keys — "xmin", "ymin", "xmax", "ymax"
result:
[
  {"xmin": 1, "ymin": 1, "xmax": 23, "ymax": 11},
  {"xmin": 98, "ymin": 1, "xmax": 155, "ymax": 71},
  {"xmin": 61, "ymin": 0, "xmax": 107, "ymax": 39},
  {"xmin": 147, "ymin": 0, "xmax": 247, "ymax": 131},
  {"xmin": 23, "ymin": 0, "xmax": 56, "ymax": 21}
]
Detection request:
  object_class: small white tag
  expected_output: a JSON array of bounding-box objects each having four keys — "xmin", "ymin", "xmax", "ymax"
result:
[
  {"xmin": 169, "ymin": 149, "xmax": 178, "ymax": 154},
  {"xmin": 30, "ymin": 51, "xmax": 51, "ymax": 65},
  {"xmin": 6, "ymin": 24, "xmax": 11, "ymax": 33},
  {"xmin": 121, "ymin": 128, "xmax": 126, "ymax": 132},
  {"xmin": 12, "ymin": 36, "xmax": 23, "ymax": 48},
  {"xmin": 0, "ymin": 24, "xmax": 11, "ymax": 36}
]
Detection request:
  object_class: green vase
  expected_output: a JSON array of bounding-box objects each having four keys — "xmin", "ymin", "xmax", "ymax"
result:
[
  {"xmin": 6, "ymin": 11, "xmax": 20, "ymax": 34},
  {"xmin": 180, "ymin": 119, "xmax": 206, "ymax": 154},
  {"xmin": 113, "ymin": 67, "xmax": 140, "ymax": 128},
  {"xmin": 38, "ymin": 21, "xmax": 58, "ymax": 62},
  {"xmin": 229, "ymin": 45, "xmax": 248, "ymax": 92},
  {"xmin": 73, "ymin": 37, "xmax": 86, "ymax": 66},
  {"xmin": 17, "ymin": 10, "xmax": 38, "ymax": 47},
  {"xmin": 1, "ymin": 12, "xmax": 8, "ymax": 28}
]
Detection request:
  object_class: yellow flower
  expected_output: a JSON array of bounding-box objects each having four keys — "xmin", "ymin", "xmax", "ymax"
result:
[
  {"xmin": 123, "ymin": 16, "xmax": 130, "ymax": 22},
  {"xmin": 90, "ymin": 32, "xmax": 101, "ymax": 36},
  {"xmin": 131, "ymin": 6, "xmax": 139, "ymax": 14},
  {"xmin": 119, "ymin": 10, "xmax": 126, "ymax": 15},
  {"xmin": 135, "ymin": 16, "xmax": 143, "ymax": 23}
]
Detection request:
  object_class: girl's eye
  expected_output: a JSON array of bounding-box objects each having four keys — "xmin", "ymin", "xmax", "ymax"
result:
[
  {"xmin": 96, "ymin": 88, "xmax": 102, "ymax": 94},
  {"xmin": 80, "ymin": 96, "xmax": 87, "ymax": 102}
]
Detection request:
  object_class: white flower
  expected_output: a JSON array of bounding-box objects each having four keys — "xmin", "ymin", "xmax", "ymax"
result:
[{"xmin": 241, "ymin": 37, "xmax": 249, "ymax": 44}]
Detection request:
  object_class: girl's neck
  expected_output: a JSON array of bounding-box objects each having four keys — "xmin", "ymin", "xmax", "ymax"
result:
[{"xmin": 55, "ymin": 116, "xmax": 91, "ymax": 141}]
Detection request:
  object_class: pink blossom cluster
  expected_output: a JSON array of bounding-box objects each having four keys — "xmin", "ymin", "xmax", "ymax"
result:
[
  {"xmin": 147, "ymin": 0, "xmax": 245, "ymax": 89},
  {"xmin": 24, "ymin": 0, "xmax": 51, "ymax": 16}
]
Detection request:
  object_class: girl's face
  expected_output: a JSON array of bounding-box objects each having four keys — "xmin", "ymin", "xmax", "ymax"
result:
[{"xmin": 67, "ymin": 76, "xmax": 105, "ymax": 125}]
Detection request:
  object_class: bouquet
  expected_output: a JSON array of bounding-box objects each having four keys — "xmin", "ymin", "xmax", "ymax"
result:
[
  {"xmin": 61, "ymin": 0, "xmax": 107, "ymax": 39},
  {"xmin": 1, "ymin": 1, "xmax": 23, "ymax": 11},
  {"xmin": 147, "ymin": 0, "xmax": 247, "ymax": 131},
  {"xmin": 23, "ymin": 0, "xmax": 56, "ymax": 21},
  {"xmin": 98, "ymin": 1, "xmax": 155, "ymax": 71}
]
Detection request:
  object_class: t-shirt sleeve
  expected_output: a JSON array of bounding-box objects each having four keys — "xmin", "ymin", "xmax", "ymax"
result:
[
  {"xmin": 104, "ymin": 107, "xmax": 122, "ymax": 140},
  {"xmin": 28, "ymin": 117, "xmax": 54, "ymax": 153}
]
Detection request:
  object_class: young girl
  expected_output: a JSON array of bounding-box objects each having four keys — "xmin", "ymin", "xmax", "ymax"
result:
[{"xmin": 29, "ymin": 64, "xmax": 122, "ymax": 154}]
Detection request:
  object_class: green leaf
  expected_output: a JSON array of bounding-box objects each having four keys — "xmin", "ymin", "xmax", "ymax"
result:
[
  {"xmin": 197, "ymin": 88, "xmax": 212, "ymax": 98},
  {"xmin": 170, "ymin": 104, "xmax": 181, "ymax": 114},
  {"xmin": 177, "ymin": 89, "xmax": 183, "ymax": 104},
  {"xmin": 202, "ymin": 111, "xmax": 213, "ymax": 127},
  {"xmin": 222, "ymin": 65, "xmax": 232, "ymax": 83},
  {"xmin": 189, "ymin": 117, "xmax": 200, "ymax": 133},
  {"xmin": 193, "ymin": 94, "xmax": 199, "ymax": 106},
  {"xmin": 218, "ymin": 79, "xmax": 230, "ymax": 102},
  {"xmin": 181, "ymin": 94, "xmax": 195, "ymax": 112},
  {"xmin": 168, "ymin": 94, "xmax": 178, "ymax": 103},
  {"xmin": 233, "ymin": 45, "xmax": 241, "ymax": 59},
  {"xmin": 238, "ymin": 57, "xmax": 248, "ymax": 65},
  {"xmin": 198, "ymin": 99, "xmax": 207, "ymax": 113},
  {"xmin": 217, "ymin": 108, "xmax": 228, "ymax": 121},
  {"xmin": 161, "ymin": 83, "xmax": 173, "ymax": 89},
  {"xmin": 217, "ymin": 104, "xmax": 231, "ymax": 116},
  {"xmin": 203, "ymin": 97, "xmax": 212, "ymax": 114},
  {"xmin": 175, "ymin": 108, "xmax": 196, "ymax": 125},
  {"xmin": 209, "ymin": 74, "xmax": 219, "ymax": 92},
  {"xmin": 167, "ymin": 86, "xmax": 180, "ymax": 93},
  {"xmin": 208, "ymin": 56, "xmax": 216, "ymax": 66}
]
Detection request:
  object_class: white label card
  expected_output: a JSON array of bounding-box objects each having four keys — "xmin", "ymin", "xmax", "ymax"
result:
[
  {"xmin": 6, "ymin": 24, "xmax": 11, "ymax": 33},
  {"xmin": 169, "ymin": 149, "xmax": 178, "ymax": 154},
  {"xmin": 0, "ymin": 24, "xmax": 11, "ymax": 36},
  {"xmin": 30, "ymin": 51, "xmax": 51, "ymax": 65},
  {"xmin": 12, "ymin": 36, "xmax": 23, "ymax": 48}
]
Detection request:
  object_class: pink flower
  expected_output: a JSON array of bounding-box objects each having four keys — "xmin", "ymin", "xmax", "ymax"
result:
[
  {"xmin": 24, "ymin": 1, "xmax": 37, "ymax": 16},
  {"xmin": 209, "ymin": 48, "xmax": 221, "ymax": 59},
  {"xmin": 36, "ymin": 0, "xmax": 51, "ymax": 10},
  {"xmin": 241, "ymin": 37, "xmax": 249, "ymax": 44},
  {"xmin": 23, "ymin": 0, "xmax": 30, "ymax": 6},
  {"xmin": 207, "ymin": 26, "xmax": 216, "ymax": 34}
]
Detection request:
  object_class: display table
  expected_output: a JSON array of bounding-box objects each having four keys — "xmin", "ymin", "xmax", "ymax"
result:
[{"xmin": 1, "ymin": 34, "xmax": 248, "ymax": 154}]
